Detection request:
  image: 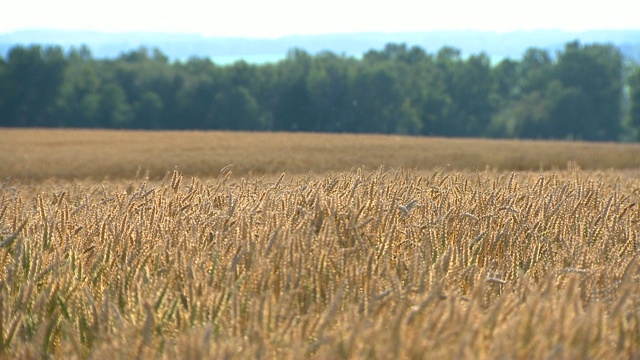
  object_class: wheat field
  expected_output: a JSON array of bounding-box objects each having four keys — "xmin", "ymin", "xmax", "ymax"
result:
[
  {"xmin": 1, "ymin": 130, "xmax": 640, "ymax": 358},
  {"xmin": 2, "ymin": 129, "xmax": 640, "ymax": 181}
]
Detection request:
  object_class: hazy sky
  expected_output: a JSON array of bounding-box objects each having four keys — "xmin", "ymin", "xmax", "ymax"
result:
[{"xmin": 1, "ymin": 0, "xmax": 638, "ymax": 37}]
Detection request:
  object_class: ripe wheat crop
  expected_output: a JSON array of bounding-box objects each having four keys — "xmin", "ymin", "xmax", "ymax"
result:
[
  {"xmin": 2, "ymin": 129, "xmax": 640, "ymax": 181},
  {"xmin": 1, "ymin": 166, "xmax": 639, "ymax": 358}
]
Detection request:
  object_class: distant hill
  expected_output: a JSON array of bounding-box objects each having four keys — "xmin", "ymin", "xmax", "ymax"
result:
[{"xmin": 1, "ymin": 29, "xmax": 639, "ymax": 64}]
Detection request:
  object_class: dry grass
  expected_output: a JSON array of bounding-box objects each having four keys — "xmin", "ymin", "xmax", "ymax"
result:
[
  {"xmin": 1, "ymin": 165, "xmax": 640, "ymax": 358},
  {"xmin": 2, "ymin": 129, "xmax": 640, "ymax": 181}
]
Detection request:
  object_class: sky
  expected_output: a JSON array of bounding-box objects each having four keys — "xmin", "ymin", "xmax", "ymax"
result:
[{"xmin": 1, "ymin": 0, "xmax": 638, "ymax": 37}]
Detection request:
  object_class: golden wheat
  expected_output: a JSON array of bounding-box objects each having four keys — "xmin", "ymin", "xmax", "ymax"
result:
[
  {"xmin": 3, "ymin": 129, "xmax": 640, "ymax": 181},
  {"xmin": 0, "ymin": 167, "xmax": 639, "ymax": 358}
]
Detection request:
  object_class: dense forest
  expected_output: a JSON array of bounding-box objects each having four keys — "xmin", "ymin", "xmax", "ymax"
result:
[{"xmin": 1, "ymin": 41, "xmax": 640, "ymax": 141}]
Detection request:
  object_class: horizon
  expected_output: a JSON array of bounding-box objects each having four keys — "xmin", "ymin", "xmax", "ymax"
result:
[
  {"xmin": 4, "ymin": 27, "xmax": 640, "ymax": 38},
  {"xmin": 2, "ymin": 28, "xmax": 640, "ymax": 66},
  {"xmin": 2, "ymin": 0, "xmax": 639, "ymax": 38}
]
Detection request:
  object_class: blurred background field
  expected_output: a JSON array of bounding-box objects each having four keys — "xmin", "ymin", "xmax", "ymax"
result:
[{"xmin": 2, "ymin": 128, "xmax": 640, "ymax": 182}]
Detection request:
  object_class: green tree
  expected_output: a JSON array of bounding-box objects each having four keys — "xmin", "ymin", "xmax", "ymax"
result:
[
  {"xmin": 109, "ymin": 47, "xmax": 177, "ymax": 128},
  {"xmin": 134, "ymin": 91, "xmax": 164, "ymax": 129},
  {"xmin": 54, "ymin": 45, "xmax": 101, "ymax": 127},
  {"xmin": 395, "ymin": 99, "xmax": 422, "ymax": 134},
  {"xmin": 363, "ymin": 43, "xmax": 428, "ymax": 65},
  {"xmin": 98, "ymin": 82, "xmax": 133, "ymax": 127},
  {"xmin": 455, "ymin": 53, "xmax": 494, "ymax": 135},
  {"xmin": 306, "ymin": 51, "xmax": 355, "ymax": 132},
  {"xmin": 492, "ymin": 59, "xmax": 519, "ymax": 101},
  {"xmin": 488, "ymin": 91, "xmax": 550, "ymax": 138},
  {"xmin": 554, "ymin": 41, "xmax": 623, "ymax": 140},
  {"xmin": 273, "ymin": 49, "xmax": 313, "ymax": 131},
  {"xmin": 175, "ymin": 57, "xmax": 220, "ymax": 129},
  {"xmin": 629, "ymin": 65, "xmax": 640, "ymax": 139},
  {"xmin": 519, "ymin": 48, "xmax": 554, "ymax": 94},
  {"xmin": 429, "ymin": 46, "xmax": 467, "ymax": 136},
  {"xmin": 494, "ymin": 47, "xmax": 555, "ymax": 138},
  {"xmin": 211, "ymin": 86, "xmax": 264, "ymax": 130},
  {"xmin": 348, "ymin": 63, "xmax": 404, "ymax": 133},
  {"xmin": 0, "ymin": 55, "xmax": 8, "ymax": 124},
  {"xmin": 486, "ymin": 59, "xmax": 520, "ymax": 137},
  {"xmin": 1, "ymin": 45, "xmax": 67, "ymax": 126},
  {"xmin": 0, "ymin": 41, "xmax": 633, "ymax": 141}
]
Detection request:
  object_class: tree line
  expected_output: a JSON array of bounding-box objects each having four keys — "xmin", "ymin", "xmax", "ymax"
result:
[{"xmin": 1, "ymin": 41, "xmax": 640, "ymax": 141}]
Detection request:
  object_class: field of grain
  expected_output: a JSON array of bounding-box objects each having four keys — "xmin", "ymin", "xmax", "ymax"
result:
[
  {"xmin": 1, "ymin": 130, "xmax": 640, "ymax": 358},
  {"xmin": 2, "ymin": 129, "xmax": 640, "ymax": 181}
]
